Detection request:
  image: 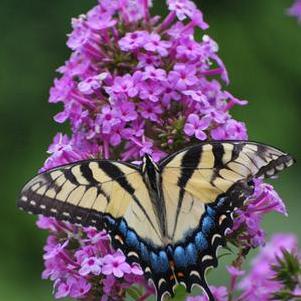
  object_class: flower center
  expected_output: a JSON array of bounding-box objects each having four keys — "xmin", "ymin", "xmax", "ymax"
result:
[{"xmin": 113, "ymin": 261, "xmax": 119, "ymax": 268}]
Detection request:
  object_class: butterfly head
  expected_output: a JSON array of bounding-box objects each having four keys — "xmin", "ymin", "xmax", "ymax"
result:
[{"xmin": 142, "ymin": 154, "xmax": 160, "ymax": 174}]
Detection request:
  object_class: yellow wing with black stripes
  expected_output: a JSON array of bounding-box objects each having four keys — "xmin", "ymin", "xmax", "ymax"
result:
[
  {"xmin": 159, "ymin": 141, "xmax": 295, "ymax": 243},
  {"xmin": 17, "ymin": 160, "xmax": 163, "ymax": 246},
  {"xmin": 17, "ymin": 141, "xmax": 295, "ymax": 301}
]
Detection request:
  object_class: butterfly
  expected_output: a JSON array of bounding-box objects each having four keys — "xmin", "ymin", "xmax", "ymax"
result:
[{"xmin": 17, "ymin": 141, "xmax": 295, "ymax": 301}]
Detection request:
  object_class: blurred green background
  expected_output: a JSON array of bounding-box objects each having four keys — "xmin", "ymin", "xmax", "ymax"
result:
[{"xmin": 0, "ymin": 0, "xmax": 300, "ymax": 300}]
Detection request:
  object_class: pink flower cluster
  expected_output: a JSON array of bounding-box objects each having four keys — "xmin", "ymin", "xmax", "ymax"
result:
[
  {"xmin": 45, "ymin": 0, "xmax": 248, "ymax": 171},
  {"xmin": 238, "ymin": 234, "xmax": 300, "ymax": 301},
  {"xmin": 36, "ymin": 0, "xmax": 295, "ymax": 300},
  {"xmin": 288, "ymin": 0, "xmax": 301, "ymax": 23},
  {"xmin": 37, "ymin": 216, "xmax": 149, "ymax": 300},
  {"xmin": 230, "ymin": 179, "xmax": 288, "ymax": 248}
]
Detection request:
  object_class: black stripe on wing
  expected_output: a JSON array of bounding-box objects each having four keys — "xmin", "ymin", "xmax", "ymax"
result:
[
  {"xmin": 172, "ymin": 146, "xmax": 202, "ymax": 239},
  {"xmin": 212, "ymin": 143, "xmax": 224, "ymax": 169},
  {"xmin": 99, "ymin": 161, "xmax": 135, "ymax": 194}
]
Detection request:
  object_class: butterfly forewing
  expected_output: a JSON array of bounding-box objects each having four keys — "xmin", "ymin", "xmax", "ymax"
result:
[
  {"xmin": 161, "ymin": 141, "xmax": 294, "ymax": 195},
  {"xmin": 19, "ymin": 161, "xmax": 125, "ymax": 223},
  {"xmin": 160, "ymin": 141, "xmax": 294, "ymax": 241}
]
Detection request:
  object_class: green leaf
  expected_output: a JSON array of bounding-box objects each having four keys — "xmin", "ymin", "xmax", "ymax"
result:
[
  {"xmin": 127, "ymin": 286, "xmax": 143, "ymax": 300},
  {"xmin": 271, "ymin": 249, "xmax": 301, "ymax": 291},
  {"xmin": 173, "ymin": 285, "xmax": 187, "ymax": 301},
  {"xmin": 217, "ymin": 251, "xmax": 233, "ymax": 260},
  {"xmin": 271, "ymin": 290, "xmax": 294, "ymax": 301}
]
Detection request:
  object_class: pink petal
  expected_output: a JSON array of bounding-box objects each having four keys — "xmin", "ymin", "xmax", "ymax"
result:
[
  {"xmin": 131, "ymin": 265, "xmax": 144, "ymax": 275},
  {"xmin": 184, "ymin": 124, "xmax": 195, "ymax": 136},
  {"xmin": 120, "ymin": 262, "xmax": 131, "ymax": 273},
  {"xmin": 112, "ymin": 267, "xmax": 124, "ymax": 278},
  {"xmin": 195, "ymin": 129, "xmax": 207, "ymax": 141},
  {"xmin": 102, "ymin": 265, "xmax": 113, "ymax": 275}
]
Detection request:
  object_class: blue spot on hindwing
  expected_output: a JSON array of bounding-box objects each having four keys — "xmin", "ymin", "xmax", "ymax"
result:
[
  {"xmin": 185, "ymin": 243, "xmax": 197, "ymax": 265},
  {"xmin": 150, "ymin": 252, "xmax": 164, "ymax": 273},
  {"xmin": 125, "ymin": 230, "xmax": 139, "ymax": 249},
  {"xmin": 215, "ymin": 196, "xmax": 228, "ymax": 210},
  {"xmin": 158, "ymin": 251, "xmax": 169, "ymax": 273},
  {"xmin": 118, "ymin": 220, "xmax": 128, "ymax": 236},
  {"xmin": 202, "ymin": 216, "xmax": 215, "ymax": 235},
  {"xmin": 195, "ymin": 232, "xmax": 208, "ymax": 251},
  {"xmin": 174, "ymin": 246, "xmax": 186, "ymax": 267},
  {"xmin": 206, "ymin": 206, "xmax": 216, "ymax": 218},
  {"xmin": 149, "ymin": 251, "xmax": 169, "ymax": 273},
  {"xmin": 139, "ymin": 243, "xmax": 150, "ymax": 262}
]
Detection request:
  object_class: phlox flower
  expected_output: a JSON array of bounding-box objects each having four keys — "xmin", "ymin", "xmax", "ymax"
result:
[
  {"xmin": 143, "ymin": 33, "xmax": 172, "ymax": 57},
  {"xmin": 70, "ymin": 278, "xmax": 92, "ymax": 298},
  {"xmin": 116, "ymin": 101, "xmax": 138, "ymax": 122},
  {"xmin": 43, "ymin": 240, "xmax": 69, "ymax": 260},
  {"xmin": 168, "ymin": 64, "xmax": 198, "ymax": 90},
  {"xmin": 118, "ymin": 31, "xmax": 148, "ymax": 51},
  {"xmin": 168, "ymin": 0, "xmax": 197, "ymax": 21},
  {"xmin": 79, "ymin": 256, "xmax": 103, "ymax": 276},
  {"xmin": 102, "ymin": 251, "xmax": 132, "ymax": 278},
  {"xmin": 96, "ymin": 106, "xmax": 121, "ymax": 134},
  {"xmin": 78, "ymin": 73, "xmax": 107, "ymax": 95},
  {"xmin": 142, "ymin": 66, "xmax": 167, "ymax": 82},
  {"xmin": 139, "ymin": 82, "xmax": 165, "ymax": 102},
  {"xmin": 110, "ymin": 74, "xmax": 139, "ymax": 98},
  {"xmin": 184, "ymin": 114, "xmax": 210, "ymax": 140},
  {"xmin": 55, "ymin": 277, "xmax": 91, "ymax": 299},
  {"xmin": 139, "ymin": 102, "xmax": 163, "ymax": 122},
  {"xmin": 211, "ymin": 119, "xmax": 248, "ymax": 141},
  {"xmin": 86, "ymin": 6, "xmax": 117, "ymax": 30}
]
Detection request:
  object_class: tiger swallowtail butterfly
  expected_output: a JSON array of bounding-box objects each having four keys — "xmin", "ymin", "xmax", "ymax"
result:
[{"xmin": 17, "ymin": 141, "xmax": 295, "ymax": 301}]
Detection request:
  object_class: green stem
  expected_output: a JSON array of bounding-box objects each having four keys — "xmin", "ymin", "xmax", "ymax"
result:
[
  {"xmin": 228, "ymin": 246, "xmax": 250, "ymax": 301},
  {"xmin": 136, "ymin": 290, "xmax": 154, "ymax": 301}
]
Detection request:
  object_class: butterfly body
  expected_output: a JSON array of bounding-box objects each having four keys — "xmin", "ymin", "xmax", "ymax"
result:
[
  {"xmin": 17, "ymin": 141, "xmax": 295, "ymax": 301},
  {"xmin": 141, "ymin": 154, "xmax": 168, "ymax": 241}
]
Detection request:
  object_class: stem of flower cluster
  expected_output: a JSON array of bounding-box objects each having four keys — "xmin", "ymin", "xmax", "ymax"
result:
[
  {"xmin": 181, "ymin": 21, "xmax": 195, "ymax": 34},
  {"xmin": 228, "ymin": 275, "xmax": 237, "ymax": 301},
  {"xmin": 143, "ymin": 0, "xmax": 150, "ymax": 22},
  {"xmin": 54, "ymin": 220, "xmax": 74, "ymax": 233},
  {"xmin": 59, "ymin": 250, "xmax": 78, "ymax": 267},
  {"xmin": 201, "ymin": 68, "xmax": 224, "ymax": 77},
  {"xmin": 101, "ymin": 29, "xmax": 111, "ymax": 45},
  {"xmin": 157, "ymin": 12, "xmax": 176, "ymax": 32},
  {"xmin": 235, "ymin": 291, "xmax": 252, "ymax": 301}
]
